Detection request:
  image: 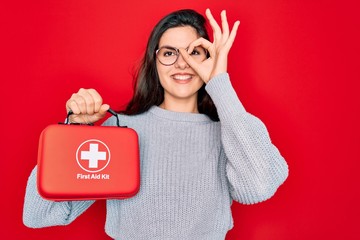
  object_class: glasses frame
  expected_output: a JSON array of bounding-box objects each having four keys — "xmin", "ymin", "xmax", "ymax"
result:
[{"xmin": 155, "ymin": 45, "xmax": 208, "ymax": 66}]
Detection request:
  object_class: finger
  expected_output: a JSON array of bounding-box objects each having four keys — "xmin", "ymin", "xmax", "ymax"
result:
[
  {"xmin": 221, "ymin": 10, "xmax": 229, "ymax": 43},
  {"xmin": 69, "ymin": 94, "xmax": 87, "ymax": 114},
  {"xmin": 66, "ymin": 97, "xmax": 81, "ymax": 115},
  {"xmin": 71, "ymin": 90, "xmax": 87, "ymax": 114},
  {"xmin": 66, "ymin": 97, "xmax": 88, "ymax": 124},
  {"xmin": 224, "ymin": 20, "xmax": 240, "ymax": 51},
  {"xmin": 187, "ymin": 37, "xmax": 214, "ymax": 57},
  {"xmin": 87, "ymin": 88, "xmax": 103, "ymax": 113},
  {"xmin": 77, "ymin": 88, "xmax": 96, "ymax": 115},
  {"xmin": 178, "ymin": 48, "xmax": 201, "ymax": 73},
  {"xmin": 81, "ymin": 115, "xmax": 89, "ymax": 124},
  {"xmin": 205, "ymin": 9, "xmax": 222, "ymax": 45}
]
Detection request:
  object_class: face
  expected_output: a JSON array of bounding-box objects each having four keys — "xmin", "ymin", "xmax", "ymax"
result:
[{"xmin": 156, "ymin": 26, "xmax": 205, "ymax": 109}]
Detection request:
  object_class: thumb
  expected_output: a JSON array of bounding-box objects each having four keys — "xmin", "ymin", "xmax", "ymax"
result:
[
  {"xmin": 83, "ymin": 104, "xmax": 109, "ymax": 123},
  {"xmin": 98, "ymin": 104, "xmax": 110, "ymax": 116},
  {"xmin": 90, "ymin": 104, "xmax": 110, "ymax": 122},
  {"xmin": 92, "ymin": 104, "xmax": 110, "ymax": 120}
]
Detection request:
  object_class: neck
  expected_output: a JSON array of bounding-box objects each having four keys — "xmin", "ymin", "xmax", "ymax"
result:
[{"xmin": 159, "ymin": 97, "xmax": 198, "ymax": 113}]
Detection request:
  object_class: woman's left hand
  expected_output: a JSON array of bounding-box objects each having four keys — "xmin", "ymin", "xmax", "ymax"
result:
[{"xmin": 179, "ymin": 9, "xmax": 240, "ymax": 83}]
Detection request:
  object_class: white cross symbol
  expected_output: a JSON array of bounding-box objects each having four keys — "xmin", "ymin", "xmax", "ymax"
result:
[{"xmin": 80, "ymin": 143, "xmax": 107, "ymax": 168}]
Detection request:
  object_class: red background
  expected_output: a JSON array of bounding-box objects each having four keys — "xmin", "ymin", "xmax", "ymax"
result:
[{"xmin": 1, "ymin": 0, "xmax": 359, "ymax": 239}]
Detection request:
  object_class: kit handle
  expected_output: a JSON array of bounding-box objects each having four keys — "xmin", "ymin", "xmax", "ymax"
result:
[{"xmin": 64, "ymin": 108, "xmax": 124, "ymax": 127}]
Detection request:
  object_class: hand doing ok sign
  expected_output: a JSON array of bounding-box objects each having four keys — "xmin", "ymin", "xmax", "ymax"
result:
[{"xmin": 179, "ymin": 9, "xmax": 240, "ymax": 83}]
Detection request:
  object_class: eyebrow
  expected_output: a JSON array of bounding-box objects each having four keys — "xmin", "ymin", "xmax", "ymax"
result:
[
  {"xmin": 158, "ymin": 45, "xmax": 208, "ymax": 53},
  {"xmin": 159, "ymin": 45, "xmax": 179, "ymax": 49}
]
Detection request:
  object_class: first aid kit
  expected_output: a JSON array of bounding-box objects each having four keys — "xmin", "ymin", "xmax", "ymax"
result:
[{"xmin": 37, "ymin": 109, "xmax": 140, "ymax": 201}]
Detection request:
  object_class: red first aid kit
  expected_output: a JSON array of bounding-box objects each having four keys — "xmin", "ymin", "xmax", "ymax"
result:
[{"xmin": 37, "ymin": 109, "xmax": 140, "ymax": 201}]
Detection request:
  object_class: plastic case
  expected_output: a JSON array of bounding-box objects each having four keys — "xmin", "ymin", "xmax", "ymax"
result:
[{"xmin": 37, "ymin": 111, "xmax": 140, "ymax": 201}]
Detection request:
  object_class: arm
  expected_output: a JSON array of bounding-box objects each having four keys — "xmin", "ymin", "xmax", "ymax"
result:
[
  {"xmin": 23, "ymin": 88, "xmax": 109, "ymax": 228},
  {"xmin": 23, "ymin": 166, "xmax": 95, "ymax": 228},
  {"xmin": 206, "ymin": 73, "xmax": 289, "ymax": 204},
  {"xmin": 182, "ymin": 9, "xmax": 287, "ymax": 204}
]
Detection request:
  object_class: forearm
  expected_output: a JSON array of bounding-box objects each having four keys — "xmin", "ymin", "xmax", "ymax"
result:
[
  {"xmin": 206, "ymin": 73, "xmax": 289, "ymax": 204},
  {"xmin": 23, "ymin": 166, "xmax": 95, "ymax": 228}
]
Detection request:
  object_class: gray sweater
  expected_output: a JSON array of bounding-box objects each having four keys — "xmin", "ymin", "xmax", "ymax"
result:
[{"xmin": 23, "ymin": 73, "xmax": 288, "ymax": 240}]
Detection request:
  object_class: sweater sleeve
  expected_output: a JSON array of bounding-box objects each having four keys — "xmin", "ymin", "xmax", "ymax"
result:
[
  {"xmin": 205, "ymin": 73, "xmax": 289, "ymax": 204},
  {"xmin": 23, "ymin": 166, "xmax": 95, "ymax": 228}
]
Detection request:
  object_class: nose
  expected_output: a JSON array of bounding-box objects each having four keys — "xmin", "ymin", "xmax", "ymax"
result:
[{"xmin": 174, "ymin": 51, "xmax": 189, "ymax": 69}]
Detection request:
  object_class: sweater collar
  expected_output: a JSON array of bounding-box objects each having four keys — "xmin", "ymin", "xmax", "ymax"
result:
[{"xmin": 149, "ymin": 106, "xmax": 212, "ymax": 123}]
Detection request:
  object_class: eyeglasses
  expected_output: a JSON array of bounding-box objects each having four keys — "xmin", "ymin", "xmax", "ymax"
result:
[{"xmin": 155, "ymin": 46, "xmax": 208, "ymax": 66}]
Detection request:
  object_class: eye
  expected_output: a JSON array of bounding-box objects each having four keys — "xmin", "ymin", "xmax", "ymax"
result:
[
  {"xmin": 158, "ymin": 47, "xmax": 178, "ymax": 58},
  {"xmin": 163, "ymin": 51, "xmax": 176, "ymax": 57},
  {"xmin": 190, "ymin": 49, "xmax": 200, "ymax": 56},
  {"xmin": 189, "ymin": 47, "xmax": 207, "ymax": 56}
]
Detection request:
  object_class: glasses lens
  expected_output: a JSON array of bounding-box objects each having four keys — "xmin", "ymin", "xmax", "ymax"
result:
[
  {"xmin": 157, "ymin": 47, "xmax": 178, "ymax": 65},
  {"xmin": 189, "ymin": 47, "xmax": 207, "ymax": 62}
]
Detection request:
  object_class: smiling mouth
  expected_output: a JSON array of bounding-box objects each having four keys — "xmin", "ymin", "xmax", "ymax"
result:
[{"xmin": 172, "ymin": 74, "xmax": 192, "ymax": 81}]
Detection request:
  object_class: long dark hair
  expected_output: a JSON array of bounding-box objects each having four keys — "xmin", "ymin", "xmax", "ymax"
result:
[{"xmin": 122, "ymin": 9, "xmax": 219, "ymax": 121}]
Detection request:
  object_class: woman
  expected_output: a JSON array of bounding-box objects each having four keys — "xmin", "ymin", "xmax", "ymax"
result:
[{"xmin": 23, "ymin": 8, "xmax": 288, "ymax": 239}]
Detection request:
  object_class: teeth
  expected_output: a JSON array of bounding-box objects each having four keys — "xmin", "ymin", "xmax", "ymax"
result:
[{"xmin": 173, "ymin": 75, "xmax": 192, "ymax": 80}]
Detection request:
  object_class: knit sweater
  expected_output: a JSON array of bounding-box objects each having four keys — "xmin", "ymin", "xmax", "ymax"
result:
[{"xmin": 23, "ymin": 73, "xmax": 288, "ymax": 240}]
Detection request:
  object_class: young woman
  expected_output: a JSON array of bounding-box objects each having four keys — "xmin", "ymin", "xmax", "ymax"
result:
[{"xmin": 23, "ymin": 9, "xmax": 288, "ymax": 240}]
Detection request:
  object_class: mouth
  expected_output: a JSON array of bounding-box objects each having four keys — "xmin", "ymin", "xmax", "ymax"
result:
[{"xmin": 172, "ymin": 74, "xmax": 193, "ymax": 83}]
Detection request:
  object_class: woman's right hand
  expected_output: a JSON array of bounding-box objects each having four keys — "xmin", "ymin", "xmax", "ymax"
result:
[{"xmin": 65, "ymin": 88, "xmax": 109, "ymax": 124}]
